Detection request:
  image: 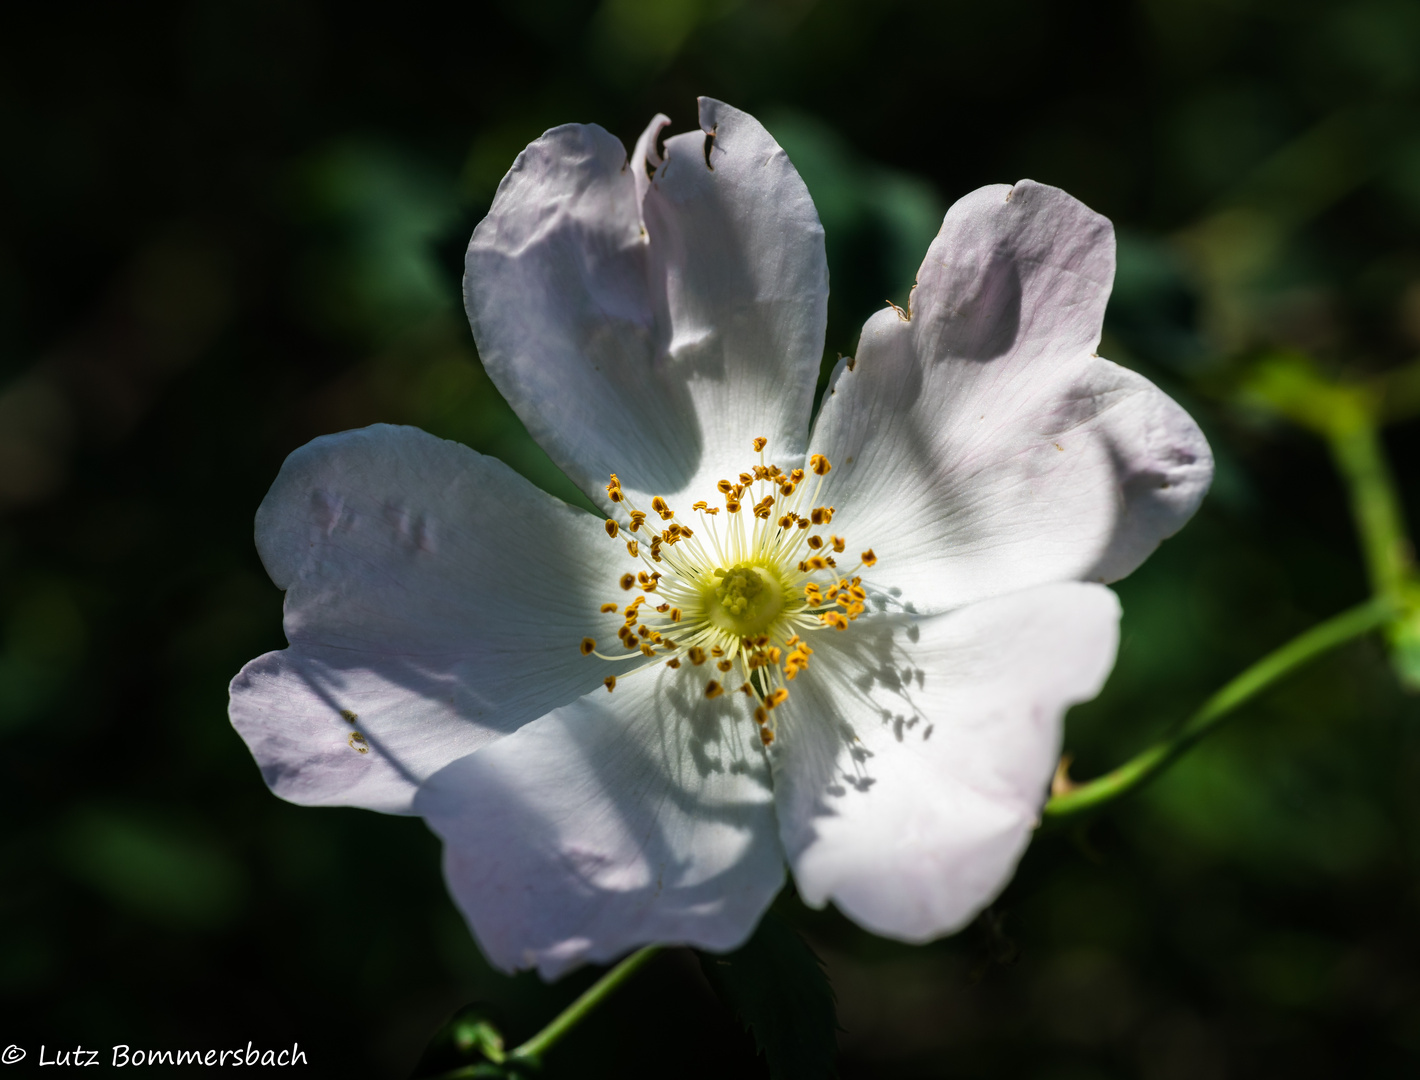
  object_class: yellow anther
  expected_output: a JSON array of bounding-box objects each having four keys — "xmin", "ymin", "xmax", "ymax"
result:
[
  {"xmin": 752, "ymin": 436, "xmax": 768, "ymax": 452},
  {"xmin": 638, "ymin": 625, "xmax": 650, "ymax": 638},
  {"xmin": 717, "ymin": 659, "xmax": 733, "ymax": 673},
  {"xmin": 739, "ymin": 683, "xmax": 753, "ymax": 695},
  {"xmin": 688, "ymin": 647, "xmax": 707, "ymax": 666},
  {"xmin": 807, "ymin": 535, "xmax": 823, "ymax": 549},
  {"xmin": 754, "ymin": 705, "xmax": 768, "ymax": 725},
  {"xmin": 831, "ymin": 536, "xmax": 846, "ymax": 552},
  {"xmin": 717, "ymin": 479, "xmax": 733, "ymax": 494},
  {"xmin": 705, "ymin": 680, "xmax": 724, "ymax": 699},
  {"xmin": 759, "ymin": 727, "xmax": 775, "ymax": 746},
  {"xmin": 604, "ymin": 676, "xmax": 617, "ymax": 692},
  {"xmin": 711, "ymin": 646, "xmax": 725, "ymax": 657},
  {"xmin": 778, "ymin": 515, "xmax": 793, "ymax": 529},
  {"xmin": 692, "ymin": 501, "xmax": 708, "ymax": 511},
  {"xmin": 640, "ymin": 643, "xmax": 656, "ymax": 657},
  {"xmin": 629, "ymin": 511, "xmax": 646, "ymax": 532},
  {"xmin": 620, "ymin": 573, "xmax": 635, "ymax": 590},
  {"xmin": 861, "ymin": 549, "xmax": 877, "ymax": 566},
  {"xmin": 626, "ymin": 540, "xmax": 639, "ymax": 557},
  {"xmin": 656, "ymin": 602, "xmax": 670, "ymax": 612},
  {"xmin": 705, "ymin": 507, "xmax": 720, "ymax": 516},
  {"xmin": 670, "ymin": 608, "xmax": 682, "ymax": 622},
  {"xmin": 739, "ymin": 472, "xmax": 753, "ymax": 485},
  {"xmin": 605, "ymin": 519, "xmax": 619, "ymax": 538},
  {"xmin": 767, "ymin": 688, "xmax": 789, "ymax": 709},
  {"xmin": 820, "ymin": 612, "xmax": 849, "ymax": 631},
  {"xmin": 667, "ymin": 658, "xmax": 681, "ymax": 669},
  {"xmin": 807, "ymin": 556, "xmax": 829, "ymax": 571},
  {"xmin": 810, "ymin": 454, "xmax": 832, "ymax": 475},
  {"xmin": 753, "ymin": 465, "xmax": 770, "ymax": 481},
  {"xmin": 779, "ymin": 482, "xmax": 794, "ymax": 496},
  {"xmin": 790, "ymin": 468, "xmax": 804, "ymax": 482},
  {"xmin": 651, "ymin": 496, "xmax": 673, "ymax": 520},
  {"xmin": 600, "ymin": 602, "xmax": 617, "ymax": 613},
  {"xmin": 580, "ymin": 638, "xmax": 596, "ymax": 655},
  {"xmin": 725, "ymin": 499, "xmax": 741, "ymax": 513}
]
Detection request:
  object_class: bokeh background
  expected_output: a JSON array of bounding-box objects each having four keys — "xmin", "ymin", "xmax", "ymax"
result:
[{"xmin": 6, "ymin": 0, "xmax": 1420, "ymax": 1075}]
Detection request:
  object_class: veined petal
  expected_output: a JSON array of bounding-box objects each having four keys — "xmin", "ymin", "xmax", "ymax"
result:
[
  {"xmin": 772, "ymin": 582, "xmax": 1119, "ymax": 941},
  {"xmin": 465, "ymin": 98, "xmax": 827, "ymax": 512},
  {"xmin": 811, "ymin": 181, "xmax": 1212, "ymax": 613},
  {"xmin": 228, "ymin": 424, "xmax": 621, "ymax": 814},
  {"xmin": 416, "ymin": 668, "xmax": 785, "ymax": 978}
]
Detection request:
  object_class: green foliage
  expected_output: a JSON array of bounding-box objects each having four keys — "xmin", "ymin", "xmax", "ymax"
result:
[{"xmin": 698, "ymin": 913, "xmax": 839, "ymax": 1080}]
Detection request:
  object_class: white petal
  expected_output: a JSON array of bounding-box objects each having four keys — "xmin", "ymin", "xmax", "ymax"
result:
[
  {"xmin": 228, "ymin": 424, "xmax": 623, "ymax": 814},
  {"xmin": 773, "ymin": 582, "xmax": 1120, "ymax": 941},
  {"xmin": 465, "ymin": 98, "xmax": 828, "ymax": 513},
  {"xmin": 416, "ymin": 668, "xmax": 785, "ymax": 977},
  {"xmin": 811, "ymin": 181, "xmax": 1212, "ymax": 612}
]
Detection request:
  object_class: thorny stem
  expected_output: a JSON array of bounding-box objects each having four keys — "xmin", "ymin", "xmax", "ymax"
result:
[{"xmin": 1044, "ymin": 595, "xmax": 1396, "ymax": 820}]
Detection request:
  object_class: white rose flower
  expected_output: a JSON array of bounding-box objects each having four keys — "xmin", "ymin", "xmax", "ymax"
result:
[{"xmin": 230, "ymin": 98, "xmax": 1212, "ymax": 978}]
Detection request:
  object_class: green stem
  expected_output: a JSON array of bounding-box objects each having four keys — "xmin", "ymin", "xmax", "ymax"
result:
[
  {"xmin": 1327, "ymin": 418, "xmax": 1413, "ymax": 602},
  {"xmin": 1044, "ymin": 596, "xmax": 1395, "ymax": 820},
  {"xmin": 507, "ymin": 946, "xmax": 662, "ymax": 1066}
]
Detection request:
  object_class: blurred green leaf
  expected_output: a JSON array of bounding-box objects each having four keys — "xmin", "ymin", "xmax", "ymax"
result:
[
  {"xmin": 56, "ymin": 807, "xmax": 247, "ymax": 930},
  {"xmin": 698, "ymin": 912, "xmax": 838, "ymax": 1080}
]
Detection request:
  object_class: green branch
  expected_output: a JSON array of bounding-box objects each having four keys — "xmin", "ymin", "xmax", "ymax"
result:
[
  {"xmin": 509, "ymin": 946, "xmax": 662, "ymax": 1065},
  {"xmin": 1044, "ymin": 596, "xmax": 1395, "ymax": 820}
]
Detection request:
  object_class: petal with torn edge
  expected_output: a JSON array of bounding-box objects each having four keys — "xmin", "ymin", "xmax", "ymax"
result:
[
  {"xmin": 772, "ymin": 582, "xmax": 1120, "ymax": 941},
  {"xmin": 465, "ymin": 98, "xmax": 827, "ymax": 513},
  {"xmin": 417, "ymin": 667, "xmax": 785, "ymax": 978},
  {"xmin": 229, "ymin": 424, "xmax": 622, "ymax": 814},
  {"xmin": 810, "ymin": 181, "xmax": 1212, "ymax": 614}
]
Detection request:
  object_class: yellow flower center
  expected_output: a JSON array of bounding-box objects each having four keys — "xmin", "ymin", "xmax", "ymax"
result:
[
  {"xmin": 583, "ymin": 439, "xmax": 879, "ymax": 746},
  {"xmin": 708, "ymin": 563, "xmax": 785, "ymax": 637}
]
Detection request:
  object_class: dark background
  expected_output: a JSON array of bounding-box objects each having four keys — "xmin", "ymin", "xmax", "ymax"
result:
[{"xmin": 5, "ymin": 0, "xmax": 1420, "ymax": 1076}]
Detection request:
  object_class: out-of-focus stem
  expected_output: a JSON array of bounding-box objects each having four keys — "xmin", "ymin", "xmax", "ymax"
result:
[
  {"xmin": 1044, "ymin": 596, "xmax": 1396, "ymax": 820},
  {"xmin": 1325, "ymin": 414, "xmax": 1412, "ymax": 603}
]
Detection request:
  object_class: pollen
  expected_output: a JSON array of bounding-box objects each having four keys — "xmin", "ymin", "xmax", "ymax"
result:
[{"xmin": 586, "ymin": 448, "xmax": 880, "ymax": 746}]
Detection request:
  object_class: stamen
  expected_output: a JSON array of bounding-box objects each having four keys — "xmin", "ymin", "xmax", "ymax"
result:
[{"xmin": 586, "ymin": 441, "xmax": 879, "ymax": 746}]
